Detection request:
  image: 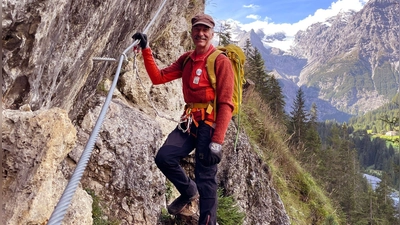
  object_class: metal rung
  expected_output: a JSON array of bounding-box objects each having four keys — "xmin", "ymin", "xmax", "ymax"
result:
[{"xmin": 92, "ymin": 57, "xmax": 117, "ymax": 62}]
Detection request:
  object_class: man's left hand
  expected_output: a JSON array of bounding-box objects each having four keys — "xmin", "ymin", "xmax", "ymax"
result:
[{"xmin": 209, "ymin": 142, "xmax": 222, "ymax": 165}]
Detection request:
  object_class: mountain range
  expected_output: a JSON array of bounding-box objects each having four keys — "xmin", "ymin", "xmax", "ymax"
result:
[{"xmin": 228, "ymin": 0, "xmax": 399, "ymax": 122}]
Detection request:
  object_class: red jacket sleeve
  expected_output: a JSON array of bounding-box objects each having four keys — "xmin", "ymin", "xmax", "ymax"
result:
[{"xmin": 141, "ymin": 48, "xmax": 190, "ymax": 84}]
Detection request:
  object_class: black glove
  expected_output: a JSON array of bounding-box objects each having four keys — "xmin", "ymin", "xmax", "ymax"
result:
[
  {"xmin": 132, "ymin": 32, "xmax": 148, "ymax": 49},
  {"xmin": 208, "ymin": 142, "xmax": 223, "ymax": 165}
]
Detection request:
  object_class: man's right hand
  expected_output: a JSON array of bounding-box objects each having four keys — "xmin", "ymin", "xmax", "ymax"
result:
[{"xmin": 132, "ymin": 32, "xmax": 148, "ymax": 49}]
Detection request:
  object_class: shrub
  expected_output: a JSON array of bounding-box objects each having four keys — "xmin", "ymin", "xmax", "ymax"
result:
[
  {"xmin": 86, "ymin": 189, "xmax": 119, "ymax": 225},
  {"xmin": 217, "ymin": 189, "xmax": 245, "ymax": 225}
]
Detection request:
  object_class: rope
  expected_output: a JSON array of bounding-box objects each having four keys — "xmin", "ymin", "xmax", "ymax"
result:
[
  {"xmin": 234, "ymin": 54, "xmax": 241, "ymax": 152},
  {"xmin": 46, "ymin": 1, "xmax": 168, "ymax": 224}
]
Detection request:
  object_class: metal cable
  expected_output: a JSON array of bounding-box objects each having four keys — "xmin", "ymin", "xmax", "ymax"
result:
[{"xmin": 46, "ymin": 0, "xmax": 168, "ymax": 224}]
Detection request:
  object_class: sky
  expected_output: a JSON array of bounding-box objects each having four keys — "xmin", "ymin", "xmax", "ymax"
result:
[{"xmin": 205, "ymin": 0, "xmax": 369, "ymax": 51}]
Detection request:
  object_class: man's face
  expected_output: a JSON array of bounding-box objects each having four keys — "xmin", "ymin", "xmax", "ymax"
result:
[{"xmin": 191, "ymin": 24, "xmax": 214, "ymax": 48}]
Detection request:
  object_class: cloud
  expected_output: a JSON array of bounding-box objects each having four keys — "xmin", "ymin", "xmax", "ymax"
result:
[
  {"xmin": 243, "ymin": 4, "xmax": 260, "ymax": 9},
  {"xmin": 246, "ymin": 14, "xmax": 261, "ymax": 20},
  {"xmin": 292, "ymin": 0, "xmax": 366, "ymax": 32}
]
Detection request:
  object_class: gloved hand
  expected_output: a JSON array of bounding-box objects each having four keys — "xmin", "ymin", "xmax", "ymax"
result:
[
  {"xmin": 132, "ymin": 32, "xmax": 148, "ymax": 49},
  {"xmin": 208, "ymin": 142, "xmax": 222, "ymax": 165}
]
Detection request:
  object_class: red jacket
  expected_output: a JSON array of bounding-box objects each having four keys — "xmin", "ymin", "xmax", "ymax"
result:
[{"xmin": 141, "ymin": 45, "xmax": 234, "ymax": 144}]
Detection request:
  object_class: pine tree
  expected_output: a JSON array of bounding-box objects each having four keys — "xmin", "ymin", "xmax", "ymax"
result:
[
  {"xmin": 303, "ymin": 103, "xmax": 321, "ymax": 165},
  {"xmin": 243, "ymin": 38, "xmax": 252, "ymax": 56},
  {"xmin": 243, "ymin": 39, "xmax": 253, "ymax": 84},
  {"xmin": 321, "ymin": 124, "xmax": 370, "ymax": 224},
  {"xmin": 245, "ymin": 47, "xmax": 271, "ymax": 105},
  {"xmin": 288, "ymin": 87, "xmax": 309, "ymax": 151},
  {"xmin": 265, "ymin": 74, "xmax": 285, "ymax": 120},
  {"xmin": 348, "ymin": 175, "xmax": 371, "ymax": 224},
  {"xmin": 216, "ymin": 21, "xmax": 232, "ymax": 46},
  {"xmin": 373, "ymin": 173, "xmax": 399, "ymax": 224},
  {"xmin": 246, "ymin": 48, "xmax": 267, "ymax": 88}
]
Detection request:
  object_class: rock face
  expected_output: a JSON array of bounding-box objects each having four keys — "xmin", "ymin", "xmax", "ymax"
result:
[
  {"xmin": 2, "ymin": 0, "xmax": 195, "ymax": 119},
  {"xmin": 218, "ymin": 124, "xmax": 290, "ymax": 224},
  {"xmin": 2, "ymin": 108, "xmax": 92, "ymax": 225},
  {"xmin": 68, "ymin": 96, "xmax": 166, "ymax": 224},
  {"xmin": 2, "ymin": 0, "xmax": 291, "ymax": 224}
]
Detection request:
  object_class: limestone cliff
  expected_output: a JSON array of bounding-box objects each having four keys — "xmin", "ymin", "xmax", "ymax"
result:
[{"xmin": 2, "ymin": 0, "xmax": 290, "ymax": 224}]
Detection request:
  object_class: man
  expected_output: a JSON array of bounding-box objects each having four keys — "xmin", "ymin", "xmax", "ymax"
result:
[{"xmin": 132, "ymin": 13, "xmax": 234, "ymax": 225}]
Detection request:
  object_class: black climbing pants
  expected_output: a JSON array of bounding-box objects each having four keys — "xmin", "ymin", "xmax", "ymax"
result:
[{"xmin": 155, "ymin": 121, "xmax": 218, "ymax": 225}]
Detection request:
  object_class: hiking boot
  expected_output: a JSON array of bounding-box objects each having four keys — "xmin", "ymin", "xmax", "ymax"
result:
[{"xmin": 167, "ymin": 194, "xmax": 198, "ymax": 215}]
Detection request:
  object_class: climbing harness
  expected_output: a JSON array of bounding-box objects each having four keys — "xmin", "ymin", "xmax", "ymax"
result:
[
  {"xmin": 177, "ymin": 102, "xmax": 216, "ymax": 134},
  {"xmin": 46, "ymin": 0, "xmax": 168, "ymax": 224}
]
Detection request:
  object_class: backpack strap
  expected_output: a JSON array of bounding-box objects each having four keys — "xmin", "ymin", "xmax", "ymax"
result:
[
  {"xmin": 206, "ymin": 49, "xmax": 224, "ymax": 121},
  {"xmin": 182, "ymin": 56, "xmax": 190, "ymax": 69},
  {"xmin": 181, "ymin": 50, "xmax": 194, "ymax": 70}
]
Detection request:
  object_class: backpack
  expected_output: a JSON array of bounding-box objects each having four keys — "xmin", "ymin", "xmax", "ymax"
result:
[{"xmin": 184, "ymin": 44, "xmax": 246, "ymax": 119}]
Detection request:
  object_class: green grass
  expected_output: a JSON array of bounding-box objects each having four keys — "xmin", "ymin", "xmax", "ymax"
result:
[{"xmin": 240, "ymin": 91, "xmax": 342, "ymax": 225}]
